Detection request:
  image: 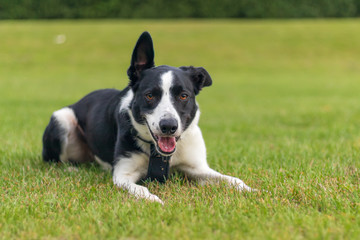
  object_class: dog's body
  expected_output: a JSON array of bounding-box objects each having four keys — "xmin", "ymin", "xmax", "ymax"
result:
[{"xmin": 42, "ymin": 32, "xmax": 253, "ymax": 203}]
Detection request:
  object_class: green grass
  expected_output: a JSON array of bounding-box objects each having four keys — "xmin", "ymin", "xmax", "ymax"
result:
[{"xmin": 1, "ymin": 19, "xmax": 360, "ymax": 239}]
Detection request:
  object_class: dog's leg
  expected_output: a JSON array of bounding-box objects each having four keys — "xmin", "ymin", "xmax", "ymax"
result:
[
  {"xmin": 175, "ymin": 126, "xmax": 255, "ymax": 192},
  {"xmin": 179, "ymin": 164, "xmax": 254, "ymax": 192},
  {"xmin": 112, "ymin": 154, "xmax": 164, "ymax": 204}
]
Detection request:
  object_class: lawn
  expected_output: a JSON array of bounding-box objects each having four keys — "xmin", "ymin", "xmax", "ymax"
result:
[{"xmin": 1, "ymin": 19, "xmax": 360, "ymax": 239}]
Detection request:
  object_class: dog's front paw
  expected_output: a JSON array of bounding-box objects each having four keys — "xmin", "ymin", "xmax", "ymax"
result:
[
  {"xmin": 236, "ymin": 184, "xmax": 257, "ymax": 192},
  {"xmin": 230, "ymin": 177, "xmax": 257, "ymax": 192},
  {"xmin": 147, "ymin": 194, "xmax": 164, "ymax": 205},
  {"xmin": 133, "ymin": 189, "xmax": 164, "ymax": 204}
]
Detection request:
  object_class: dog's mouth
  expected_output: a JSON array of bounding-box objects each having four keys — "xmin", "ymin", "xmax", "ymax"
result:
[
  {"xmin": 145, "ymin": 121, "xmax": 179, "ymax": 155},
  {"xmin": 154, "ymin": 135, "xmax": 178, "ymax": 154}
]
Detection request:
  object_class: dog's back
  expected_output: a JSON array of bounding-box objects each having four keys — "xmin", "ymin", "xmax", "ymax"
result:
[{"xmin": 42, "ymin": 88, "xmax": 123, "ymax": 165}]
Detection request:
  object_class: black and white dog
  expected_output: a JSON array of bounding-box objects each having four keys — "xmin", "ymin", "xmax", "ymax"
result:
[{"xmin": 42, "ymin": 32, "xmax": 254, "ymax": 204}]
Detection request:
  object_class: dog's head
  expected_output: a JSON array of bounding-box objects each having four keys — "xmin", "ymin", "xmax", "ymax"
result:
[{"xmin": 127, "ymin": 32, "xmax": 212, "ymax": 155}]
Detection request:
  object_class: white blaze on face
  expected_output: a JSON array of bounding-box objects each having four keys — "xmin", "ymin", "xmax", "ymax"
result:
[{"xmin": 146, "ymin": 71, "xmax": 181, "ymax": 136}]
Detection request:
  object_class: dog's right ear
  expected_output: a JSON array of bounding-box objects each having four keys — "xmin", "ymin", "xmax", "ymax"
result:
[{"xmin": 127, "ymin": 32, "xmax": 155, "ymax": 87}]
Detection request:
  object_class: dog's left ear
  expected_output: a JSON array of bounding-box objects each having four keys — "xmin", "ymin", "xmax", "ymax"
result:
[
  {"xmin": 127, "ymin": 32, "xmax": 155, "ymax": 86},
  {"xmin": 180, "ymin": 66, "xmax": 213, "ymax": 95}
]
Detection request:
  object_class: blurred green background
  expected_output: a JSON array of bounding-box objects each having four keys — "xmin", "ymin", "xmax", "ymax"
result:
[{"xmin": 1, "ymin": 0, "xmax": 360, "ymax": 19}]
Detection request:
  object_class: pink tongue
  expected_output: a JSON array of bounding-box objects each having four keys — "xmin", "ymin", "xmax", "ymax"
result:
[{"xmin": 158, "ymin": 137, "xmax": 176, "ymax": 153}]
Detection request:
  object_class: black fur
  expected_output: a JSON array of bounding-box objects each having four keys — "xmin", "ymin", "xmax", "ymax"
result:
[
  {"xmin": 127, "ymin": 31, "xmax": 155, "ymax": 87},
  {"xmin": 42, "ymin": 116, "xmax": 63, "ymax": 162},
  {"xmin": 69, "ymin": 89, "xmax": 124, "ymax": 163}
]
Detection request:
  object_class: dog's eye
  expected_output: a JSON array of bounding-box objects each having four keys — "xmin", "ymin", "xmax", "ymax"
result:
[
  {"xmin": 145, "ymin": 93, "xmax": 154, "ymax": 101},
  {"xmin": 179, "ymin": 93, "xmax": 189, "ymax": 101}
]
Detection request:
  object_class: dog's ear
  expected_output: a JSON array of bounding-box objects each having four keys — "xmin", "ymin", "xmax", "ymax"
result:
[
  {"xmin": 180, "ymin": 66, "xmax": 212, "ymax": 95},
  {"xmin": 127, "ymin": 32, "xmax": 155, "ymax": 86}
]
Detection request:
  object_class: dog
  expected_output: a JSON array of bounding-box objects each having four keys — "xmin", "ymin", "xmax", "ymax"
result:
[{"xmin": 42, "ymin": 32, "xmax": 254, "ymax": 204}]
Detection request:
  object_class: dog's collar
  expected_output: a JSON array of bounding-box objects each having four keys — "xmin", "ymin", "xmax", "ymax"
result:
[
  {"xmin": 131, "ymin": 127, "xmax": 171, "ymax": 183},
  {"xmin": 145, "ymin": 144, "xmax": 171, "ymax": 183}
]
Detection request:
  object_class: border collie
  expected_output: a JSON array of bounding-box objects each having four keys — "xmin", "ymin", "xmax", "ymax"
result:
[{"xmin": 42, "ymin": 32, "xmax": 254, "ymax": 204}]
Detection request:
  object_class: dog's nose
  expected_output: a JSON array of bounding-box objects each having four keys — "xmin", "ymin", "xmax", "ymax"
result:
[{"xmin": 159, "ymin": 118, "xmax": 178, "ymax": 135}]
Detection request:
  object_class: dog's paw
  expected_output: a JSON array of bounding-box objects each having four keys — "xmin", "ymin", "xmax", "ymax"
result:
[
  {"xmin": 147, "ymin": 194, "xmax": 164, "ymax": 205},
  {"xmin": 236, "ymin": 184, "xmax": 257, "ymax": 192},
  {"xmin": 230, "ymin": 178, "xmax": 258, "ymax": 192},
  {"xmin": 133, "ymin": 189, "xmax": 164, "ymax": 205}
]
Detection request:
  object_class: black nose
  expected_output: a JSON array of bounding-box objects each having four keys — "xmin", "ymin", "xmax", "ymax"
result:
[{"xmin": 159, "ymin": 118, "xmax": 178, "ymax": 135}]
